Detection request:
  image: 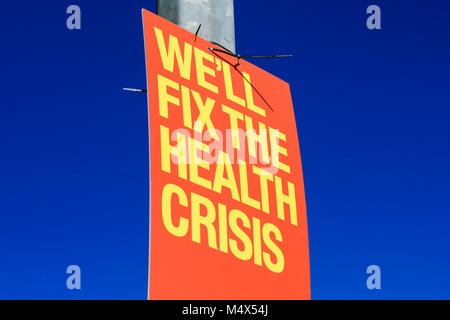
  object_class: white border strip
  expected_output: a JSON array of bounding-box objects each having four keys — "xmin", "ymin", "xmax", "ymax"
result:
[{"xmin": 141, "ymin": 9, "xmax": 152, "ymax": 301}]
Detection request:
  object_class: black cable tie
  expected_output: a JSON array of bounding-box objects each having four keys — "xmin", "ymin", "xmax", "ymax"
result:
[
  {"xmin": 194, "ymin": 24, "xmax": 201, "ymax": 42},
  {"xmin": 208, "ymin": 47, "xmax": 292, "ymax": 60}
]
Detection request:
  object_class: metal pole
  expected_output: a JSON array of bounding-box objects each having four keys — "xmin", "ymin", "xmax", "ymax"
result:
[{"xmin": 157, "ymin": 0, "xmax": 236, "ymax": 54}]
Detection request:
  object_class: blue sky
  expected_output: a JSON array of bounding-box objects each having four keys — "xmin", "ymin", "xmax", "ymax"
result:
[{"xmin": 1, "ymin": 0, "xmax": 449, "ymax": 299}]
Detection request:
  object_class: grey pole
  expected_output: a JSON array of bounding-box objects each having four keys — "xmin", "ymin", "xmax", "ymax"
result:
[{"xmin": 157, "ymin": 0, "xmax": 236, "ymax": 54}]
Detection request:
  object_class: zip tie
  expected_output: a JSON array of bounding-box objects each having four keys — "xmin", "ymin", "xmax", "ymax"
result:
[{"xmin": 123, "ymin": 88, "xmax": 147, "ymax": 93}]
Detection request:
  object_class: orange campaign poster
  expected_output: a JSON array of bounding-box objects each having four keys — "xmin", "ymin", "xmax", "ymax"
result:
[{"xmin": 142, "ymin": 9, "xmax": 310, "ymax": 300}]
